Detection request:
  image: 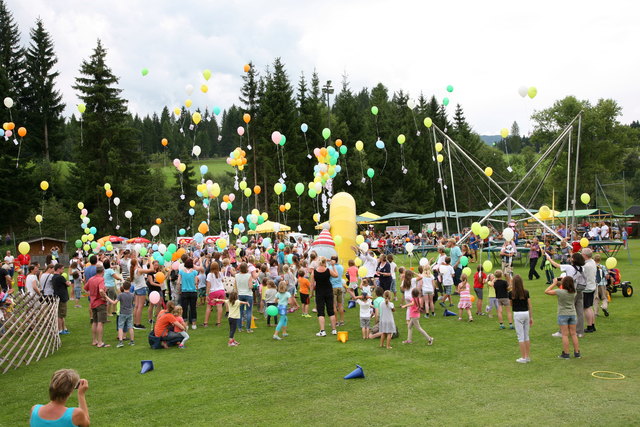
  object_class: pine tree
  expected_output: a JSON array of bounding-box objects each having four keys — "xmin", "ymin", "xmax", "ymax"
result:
[
  {"xmin": 0, "ymin": 0, "xmax": 25, "ymax": 124},
  {"xmin": 22, "ymin": 19, "xmax": 65, "ymax": 161},
  {"xmin": 239, "ymin": 62, "xmax": 261, "ymax": 198},
  {"xmin": 70, "ymin": 40, "xmax": 153, "ymax": 233}
]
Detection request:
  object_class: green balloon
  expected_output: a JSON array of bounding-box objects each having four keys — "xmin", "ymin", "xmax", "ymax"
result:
[
  {"xmin": 164, "ymin": 252, "xmax": 172, "ymax": 262},
  {"xmin": 339, "ymin": 145, "xmax": 347, "ymax": 155},
  {"xmin": 257, "ymin": 216, "xmax": 265, "ymax": 225},
  {"xmin": 241, "ymin": 236, "xmax": 248, "ymax": 243},
  {"xmin": 75, "ymin": 239, "xmax": 82, "ymax": 248},
  {"xmin": 371, "ymin": 106, "xmax": 378, "ymax": 115},
  {"xmin": 167, "ymin": 243, "xmax": 177, "ymax": 253},
  {"xmin": 90, "ymin": 241, "xmax": 98, "ymax": 249},
  {"xmin": 329, "ymin": 156, "xmax": 338, "ymax": 165},
  {"xmin": 279, "ymin": 135, "xmax": 286, "ymax": 146},
  {"xmin": 446, "ymin": 85, "xmax": 453, "ymax": 93},
  {"xmin": 227, "ymin": 202, "xmax": 233, "ymax": 210},
  {"xmin": 367, "ymin": 168, "xmax": 374, "ymax": 178},
  {"xmin": 443, "ymin": 97, "xmax": 449, "ymax": 106},
  {"xmin": 322, "ymin": 128, "xmax": 331, "ymax": 140},
  {"xmin": 141, "ymin": 68, "xmax": 149, "ymax": 76},
  {"xmin": 140, "ymin": 247, "xmax": 148, "ymax": 256},
  {"xmin": 308, "ymin": 188, "xmax": 317, "ymax": 198},
  {"xmin": 295, "ymin": 182, "xmax": 304, "ymax": 196},
  {"xmin": 249, "ymin": 223, "xmax": 257, "ymax": 231}
]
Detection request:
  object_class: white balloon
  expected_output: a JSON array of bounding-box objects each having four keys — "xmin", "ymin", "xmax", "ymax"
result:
[
  {"xmin": 4, "ymin": 97, "xmax": 13, "ymax": 108},
  {"xmin": 419, "ymin": 257, "xmax": 429, "ymax": 267},
  {"xmin": 113, "ymin": 197, "xmax": 120, "ymax": 206},
  {"xmin": 359, "ymin": 242, "xmax": 369, "ymax": 252},
  {"xmin": 150, "ymin": 225, "xmax": 160, "ymax": 237},
  {"xmin": 273, "ymin": 223, "xmax": 281, "ymax": 232},
  {"xmin": 124, "ymin": 210, "xmax": 132, "ymax": 219},
  {"xmin": 407, "ymin": 99, "xmax": 416, "ymax": 109},
  {"xmin": 220, "ymin": 202, "xmax": 228, "ymax": 211},
  {"xmin": 503, "ymin": 227, "xmax": 514, "ymax": 242},
  {"xmin": 518, "ymin": 86, "xmax": 528, "ymax": 98},
  {"xmin": 192, "ymin": 145, "xmax": 201, "ymax": 156},
  {"xmin": 185, "ymin": 84, "xmax": 194, "ymax": 95},
  {"xmin": 158, "ymin": 243, "xmax": 167, "ymax": 254},
  {"xmin": 134, "ymin": 244, "xmax": 142, "ymax": 252},
  {"xmin": 405, "ymin": 242, "xmax": 414, "ymax": 253}
]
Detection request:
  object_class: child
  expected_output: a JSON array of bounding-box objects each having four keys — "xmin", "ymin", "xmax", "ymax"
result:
[
  {"xmin": 401, "ymin": 288, "xmax": 434, "ymax": 345},
  {"xmin": 541, "ymin": 244, "xmax": 555, "ymax": 284},
  {"xmin": 347, "ymin": 259, "xmax": 359, "ymax": 296},
  {"xmin": 16, "ymin": 271, "xmax": 26, "ymax": 294},
  {"xmin": 214, "ymin": 291, "xmax": 249, "ymax": 346},
  {"xmin": 115, "ymin": 281, "xmax": 135, "ymax": 347},
  {"xmin": 354, "ymin": 292, "xmax": 373, "ymax": 339},
  {"xmin": 387, "ymin": 254, "xmax": 398, "ymax": 301},
  {"xmin": 70, "ymin": 262, "xmax": 82, "ymax": 307},
  {"xmin": 197, "ymin": 270, "xmax": 207, "ymax": 306},
  {"xmin": 473, "ymin": 265, "xmax": 487, "ymax": 316},
  {"xmin": 401, "ymin": 270, "xmax": 415, "ymax": 324},
  {"xmin": 172, "ymin": 305, "xmax": 190, "ymax": 349},
  {"xmin": 485, "ymin": 274, "xmax": 498, "ymax": 318},
  {"xmin": 298, "ymin": 270, "xmax": 311, "ymax": 317},
  {"xmin": 457, "ymin": 274, "xmax": 473, "ymax": 322},
  {"xmin": 545, "ymin": 276, "xmax": 580, "ymax": 359},
  {"xmin": 264, "ymin": 280, "xmax": 278, "ymax": 326},
  {"xmin": 360, "ymin": 278, "xmax": 372, "ymax": 297},
  {"xmin": 258, "ymin": 264, "xmax": 268, "ymax": 314},
  {"xmin": 272, "ymin": 281, "xmax": 291, "ymax": 340},
  {"xmin": 593, "ymin": 254, "xmax": 609, "ymax": 317},
  {"xmin": 283, "ymin": 265, "xmax": 299, "ymax": 313},
  {"xmin": 421, "ymin": 265, "xmax": 435, "ymax": 318},
  {"xmin": 378, "ymin": 290, "xmax": 396, "ymax": 349},
  {"xmin": 493, "ymin": 270, "xmax": 513, "ymax": 329},
  {"xmin": 439, "ymin": 257, "xmax": 455, "ymax": 307}
]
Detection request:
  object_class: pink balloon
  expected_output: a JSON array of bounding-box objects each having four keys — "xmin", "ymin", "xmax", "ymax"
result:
[
  {"xmin": 237, "ymin": 126, "xmax": 245, "ymax": 136},
  {"xmin": 149, "ymin": 291, "xmax": 160, "ymax": 305},
  {"xmin": 313, "ymin": 147, "xmax": 321, "ymax": 157},
  {"xmin": 226, "ymin": 158, "xmax": 232, "ymax": 165},
  {"xmin": 5, "ymin": 130, "xmax": 12, "ymax": 137},
  {"xmin": 271, "ymin": 131, "xmax": 281, "ymax": 144},
  {"xmin": 228, "ymin": 193, "xmax": 235, "ymax": 202},
  {"xmin": 173, "ymin": 158, "xmax": 180, "ymax": 167},
  {"xmin": 171, "ymin": 261, "xmax": 180, "ymax": 270},
  {"xmin": 81, "ymin": 208, "xmax": 88, "ymax": 216}
]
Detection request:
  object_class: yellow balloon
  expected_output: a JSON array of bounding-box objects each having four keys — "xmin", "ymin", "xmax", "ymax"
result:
[
  {"xmin": 358, "ymin": 266, "xmax": 368, "ymax": 278},
  {"xmin": 605, "ymin": 257, "xmax": 617, "ymax": 269},
  {"xmin": 313, "ymin": 213, "xmax": 320, "ymax": 223},
  {"xmin": 354, "ymin": 257, "xmax": 362, "ymax": 267},
  {"xmin": 423, "ymin": 117, "xmax": 433, "ymax": 128},
  {"xmin": 217, "ymin": 238, "xmax": 228, "ymax": 249},
  {"xmin": 192, "ymin": 112, "xmax": 202, "ymax": 125},
  {"xmin": 173, "ymin": 107, "xmax": 181, "ymax": 116},
  {"xmin": 285, "ymin": 202, "xmax": 291, "ymax": 210},
  {"xmin": 178, "ymin": 163, "xmax": 186, "ymax": 173},
  {"xmin": 104, "ymin": 183, "xmax": 111, "ymax": 191},
  {"xmin": 200, "ymin": 84, "xmax": 208, "ymax": 93},
  {"xmin": 239, "ymin": 181, "xmax": 247, "ymax": 190},
  {"xmin": 485, "ymin": 167, "xmax": 493, "ymax": 177},
  {"xmin": 211, "ymin": 183, "xmax": 221, "ymax": 198},
  {"xmin": 18, "ymin": 241, "xmax": 30, "ymax": 255},
  {"xmin": 185, "ymin": 99, "xmax": 192, "ymax": 108},
  {"xmin": 35, "ymin": 214, "xmax": 43, "ymax": 223},
  {"xmin": 435, "ymin": 142, "xmax": 443, "ymax": 152},
  {"xmin": 77, "ymin": 202, "xmax": 84, "ymax": 210},
  {"xmin": 580, "ymin": 238, "xmax": 589, "ymax": 248},
  {"xmin": 500, "ymin": 128, "xmax": 509, "ymax": 138},
  {"xmin": 40, "ymin": 181, "xmax": 49, "ymax": 191},
  {"xmin": 355, "ymin": 140, "xmax": 364, "ymax": 151},
  {"xmin": 244, "ymin": 188, "xmax": 251, "ymax": 197},
  {"xmin": 251, "ymin": 209, "xmax": 259, "ymax": 216},
  {"xmin": 437, "ymin": 154, "xmax": 444, "ymax": 163},
  {"xmin": 355, "ymin": 235, "xmax": 364, "ymax": 245},
  {"xmin": 539, "ymin": 205, "xmax": 551, "ymax": 219},
  {"xmin": 580, "ymin": 193, "xmax": 590, "ymax": 204}
]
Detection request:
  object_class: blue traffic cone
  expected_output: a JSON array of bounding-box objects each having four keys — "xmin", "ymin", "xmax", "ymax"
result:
[
  {"xmin": 347, "ymin": 300, "xmax": 356, "ymax": 309},
  {"xmin": 140, "ymin": 360, "xmax": 154, "ymax": 374},
  {"xmin": 444, "ymin": 309, "xmax": 457, "ymax": 317},
  {"xmin": 344, "ymin": 364, "xmax": 365, "ymax": 379}
]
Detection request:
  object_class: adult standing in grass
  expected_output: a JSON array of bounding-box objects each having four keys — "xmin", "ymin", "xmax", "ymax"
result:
[
  {"xmin": 30, "ymin": 369, "xmax": 90, "ymax": 427},
  {"xmin": 130, "ymin": 258, "xmax": 155, "ymax": 330},
  {"xmin": 310, "ymin": 257, "xmax": 338, "ymax": 337},
  {"xmin": 329, "ymin": 256, "xmax": 345, "ymax": 326},
  {"xmin": 177, "ymin": 258, "xmax": 204, "ymax": 330},
  {"xmin": 51, "ymin": 264, "xmax": 71, "ymax": 335},
  {"xmin": 234, "ymin": 262, "xmax": 255, "ymax": 332},
  {"xmin": 528, "ymin": 237, "xmax": 541, "ymax": 280},
  {"xmin": 375, "ymin": 254, "xmax": 392, "ymax": 292},
  {"xmin": 447, "ymin": 239, "xmax": 463, "ymax": 285},
  {"xmin": 509, "ymin": 275, "xmax": 532, "ymax": 363},
  {"xmin": 545, "ymin": 276, "xmax": 581, "ymax": 359},
  {"xmin": 85, "ymin": 266, "xmax": 109, "ymax": 348},
  {"xmin": 580, "ymin": 248, "xmax": 598, "ymax": 333}
]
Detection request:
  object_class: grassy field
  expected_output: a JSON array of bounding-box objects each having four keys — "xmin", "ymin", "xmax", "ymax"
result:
[
  {"xmin": 2, "ymin": 243, "xmax": 639, "ymax": 426},
  {"xmin": 156, "ymin": 157, "xmax": 232, "ymax": 186}
]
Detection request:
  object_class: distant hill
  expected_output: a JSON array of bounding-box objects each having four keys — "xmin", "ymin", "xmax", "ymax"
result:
[{"xmin": 480, "ymin": 135, "xmax": 501, "ymax": 145}]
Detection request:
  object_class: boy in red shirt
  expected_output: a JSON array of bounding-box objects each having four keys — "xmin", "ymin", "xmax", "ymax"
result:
[{"xmin": 17, "ymin": 272, "xmax": 26, "ymax": 294}]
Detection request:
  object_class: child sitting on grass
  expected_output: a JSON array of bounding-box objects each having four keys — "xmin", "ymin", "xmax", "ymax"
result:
[{"xmin": 173, "ymin": 305, "xmax": 190, "ymax": 349}]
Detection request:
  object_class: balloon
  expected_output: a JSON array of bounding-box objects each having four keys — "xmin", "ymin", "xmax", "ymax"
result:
[
  {"xmin": 90, "ymin": 226, "xmax": 97, "ymax": 235},
  {"xmin": 105, "ymin": 189, "xmax": 113, "ymax": 198},
  {"xmin": 322, "ymin": 128, "xmax": 331, "ymax": 140},
  {"xmin": 35, "ymin": 214, "xmax": 43, "ymax": 223},
  {"xmin": 274, "ymin": 183, "xmax": 283, "ymax": 195},
  {"xmin": 271, "ymin": 131, "xmax": 281, "ymax": 144},
  {"xmin": 3, "ymin": 97, "xmax": 13, "ymax": 108},
  {"xmin": 435, "ymin": 142, "xmax": 443, "ymax": 152},
  {"xmin": 460, "ymin": 256, "xmax": 469, "ymax": 267},
  {"xmin": 503, "ymin": 228, "xmax": 514, "ymax": 242},
  {"xmin": 539, "ymin": 205, "xmax": 551, "ymax": 219},
  {"xmin": 150, "ymin": 225, "xmax": 160, "ymax": 237},
  {"xmin": 77, "ymin": 202, "xmax": 84, "ymax": 210},
  {"xmin": 355, "ymin": 235, "xmax": 364, "ymax": 245},
  {"xmin": 483, "ymin": 260, "xmax": 493, "ymax": 272},
  {"xmin": 479, "ymin": 226, "xmax": 490, "ymax": 239},
  {"xmin": 253, "ymin": 185, "xmax": 261, "ymax": 194},
  {"xmin": 419, "ymin": 258, "xmax": 429, "ymax": 267},
  {"xmin": 200, "ymin": 165, "xmax": 208, "ymax": 175},
  {"xmin": 279, "ymin": 134, "xmax": 286, "ymax": 146},
  {"xmin": 518, "ymin": 86, "xmax": 528, "ymax": 98},
  {"xmin": 243, "ymin": 188, "xmax": 251, "ymax": 197},
  {"xmin": 140, "ymin": 229, "xmax": 147, "ymax": 236},
  {"xmin": 446, "ymin": 85, "xmax": 454, "ymax": 93},
  {"xmin": 358, "ymin": 266, "xmax": 368, "ymax": 278},
  {"xmin": 149, "ymin": 291, "xmax": 160, "ymax": 305},
  {"xmin": 312, "ymin": 213, "xmax": 320, "ymax": 223},
  {"xmin": 354, "ymin": 258, "xmax": 362, "ymax": 267},
  {"xmin": 295, "ymin": 182, "xmax": 304, "ymax": 196},
  {"xmin": 355, "ymin": 140, "xmax": 364, "ymax": 151},
  {"xmin": 405, "ymin": 242, "xmax": 414, "ymax": 253},
  {"xmin": 104, "ymin": 183, "xmax": 111, "ymax": 191},
  {"xmin": 462, "ymin": 267, "xmax": 472, "ymax": 277},
  {"xmin": 198, "ymin": 222, "xmax": 209, "ymax": 234},
  {"xmin": 334, "ymin": 235, "xmax": 343, "ymax": 246},
  {"xmin": 407, "ymin": 99, "xmax": 416, "ymax": 109},
  {"xmin": 397, "ymin": 134, "xmax": 406, "ymax": 144},
  {"xmin": 17, "ymin": 127, "xmax": 26, "ymax": 137},
  {"xmin": 192, "ymin": 112, "xmax": 201, "ymax": 125},
  {"xmin": 40, "ymin": 181, "xmax": 49, "ymax": 191},
  {"xmin": 370, "ymin": 106, "xmax": 378, "ymax": 115},
  {"xmin": 140, "ymin": 67, "xmax": 149, "ymax": 76},
  {"xmin": 213, "ymin": 106, "xmax": 221, "ymax": 115},
  {"xmin": 199, "ymin": 84, "xmax": 209, "ymax": 93},
  {"xmin": 500, "ymin": 128, "xmax": 509, "ymax": 138},
  {"xmin": 185, "ymin": 99, "xmax": 192, "ymax": 108},
  {"xmin": 202, "ymin": 69, "xmax": 212, "ymax": 80},
  {"xmin": 155, "ymin": 271, "xmax": 166, "ymax": 284},
  {"xmin": 424, "ymin": 117, "xmax": 433, "ymax": 128},
  {"xmin": 173, "ymin": 107, "xmax": 180, "ymax": 116},
  {"xmin": 18, "ymin": 242, "xmax": 30, "ymax": 255},
  {"xmin": 442, "ymin": 97, "xmax": 449, "ymax": 106},
  {"xmin": 185, "ymin": 84, "xmax": 194, "ymax": 95},
  {"xmin": 266, "ymin": 305, "xmax": 278, "ymax": 316},
  {"xmin": 471, "ymin": 222, "xmax": 482, "ymax": 235},
  {"xmin": 366, "ymin": 168, "xmax": 374, "ymax": 178},
  {"xmin": 4, "ymin": 130, "xmax": 10, "ymax": 137},
  {"xmin": 188, "ymin": 208, "xmax": 195, "ymax": 216},
  {"xmin": 178, "ymin": 163, "xmax": 186, "ymax": 173},
  {"xmin": 243, "ymin": 64, "xmax": 251, "ymax": 73},
  {"xmin": 155, "ymin": 218, "xmax": 162, "ymax": 225},
  {"xmin": 580, "ymin": 193, "xmax": 590, "ymax": 204},
  {"xmin": 580, "ymin": 238, "xmax": 589, "ymax": 248},
  {"xmin": 173, "ymin": 158, "xmax": 180, "ymax": 168},
  {"xmin": 605, "ymin": 257, "xmax": 617, "ymax": 269},
  {"xmin": 77, "ymin": 104, "xmax": 86, "ymax": 114},
  {"xmin": 485, "ymin": 167, "xmax": 493, "ymax": 177},
  {"xmin": 375, "ymin": 140, "xmax": 385, "ymax": 149},
  {"xmin": 527, "ymin": 86, "xmax": 537, "ymax": 99},
  {"xmin": 437, "ymin": 154, "xmax": 444, "ymax": 163},
  {"xmin": 300, "ymin": 123, "xmax": 308, "ymax": 133},
  {"xmin": 113, "ymin": 197, "xmax": 120, "ymax": 206},
  {"xmin": 243, "ymin": 113, "xmax": 251, "ymax": 124}
]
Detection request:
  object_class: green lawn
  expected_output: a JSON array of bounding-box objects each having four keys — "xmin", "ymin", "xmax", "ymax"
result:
[
  {"xmin": 156, "ymin": 157, "xmax": 233, "ymax": 186},
  {"xmin": 2, "ymin": 243, "xmax": 639, "ymax": 426}
]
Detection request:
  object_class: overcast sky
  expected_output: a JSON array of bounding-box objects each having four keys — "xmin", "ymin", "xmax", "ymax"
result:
[{"xmin": 9, "ymin": 0, "xmax": 640, "ymax": 135}]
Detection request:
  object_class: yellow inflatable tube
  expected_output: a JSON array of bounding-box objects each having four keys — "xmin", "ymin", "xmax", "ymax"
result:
[{"xmin": 329, "ymin": 192, "xmax": 356, "ymax": 271}]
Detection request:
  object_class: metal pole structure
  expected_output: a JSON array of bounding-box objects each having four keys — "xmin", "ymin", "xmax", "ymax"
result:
[
  {"xmin": 565, "ymin": 129, "xmax": 572, "ymax": 227},
  {"xmin": 571, "ymin": 114, "xmax": 582, "ymax": 231},
  {"xmin": 433, "ymin": 127, "xmax": 449, "ymax": 236},
  {"xmin": 446, "ymin": 138, "xmax": 461, "ymax": 236},
  {"xmin": 457, "ymin": 197, "xmax": 508, "ymax": 244}
]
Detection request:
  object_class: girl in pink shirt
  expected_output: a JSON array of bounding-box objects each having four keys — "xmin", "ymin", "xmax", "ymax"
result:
[{"xmin": 401, "ymin": 288, "xmax": 434, "ymax": 345}]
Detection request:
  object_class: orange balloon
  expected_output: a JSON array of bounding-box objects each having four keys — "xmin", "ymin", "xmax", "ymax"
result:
[
  {"xmin": 243, "ymin": 113, "xmax": 251, "ymax": 124},
  {"xmin": 253, "ymin": 185, "xmax": 261, "ymax": 195},
  {"xmin": 155, "ymin": 218, "xmax": 162, "ymax": 225},
  {"xmin": 171, "ymin": 252, "xmax": 180, "ymax": 261},
  {"xmin": 335, "ymin": 139, "xmax": 342, "ymax": 147},
  {"xmin": 243, "ymin": 64, "xmax": 250, "ymax": 73},
  {"xmin": 17, "ymin": 127, "xmax": 27, "ymax": 137},
  {"xmin": 161, "ymin": 138, "xmax": 168, "ymax": 146},
  {"xmin": 176, "ymin": 248, "xmax": 186, "ymax": 258},
  {"xmin": 155, "ymin": 272, "xmax": 166, "ymax": 283},
  {"xmin": 238, "ymin": 217, "xmax": 244, "ymax": 223},
  {"xmin": 223, "ymin": 195, "xmax": 230, "ymax": 203},
  {"xmin": 279, "ymin": 204, "xmax": 286, "ymax": 212},
  {"xmin": 7, "ymin": 122, "xmax": 15, "ymax": 130},
  {"xmin": 320, "ymin": 147, "xmax": 328, "ymax": 157},
  {"xmin": 105, "ymin": 189, "xmax": 113, "ymax": 198},
  {"xmin": 198, "ymin": 222, "xmax": 209, "ymax": 234}
]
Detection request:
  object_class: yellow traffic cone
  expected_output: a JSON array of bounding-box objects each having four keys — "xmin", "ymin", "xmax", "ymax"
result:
[{"xmin": 251, "ymin": 316, "xmax": 258, "ymax": 329}]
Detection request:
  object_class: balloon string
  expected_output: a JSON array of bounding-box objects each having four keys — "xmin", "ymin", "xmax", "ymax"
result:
[
  {"xmin": 375, "ymin": 116, "xmax": 380, "ymax": 140},
  {"xmin": 79, "ymin": 118, "xmax": 83, "ymax": 147},
  {"xmin": 303, "ymin": 133, "xmax": 310, "ymax": 157},
  {"xmin": 298, "ymin": 196, "xmax": 301, "ymax": 229},
  {"xmin": 16, "ymin": 138, "xmax": 23, "ymax": 168},
  {"xmin": 359, "ymin": 152, "xmax": 365, "ymax": 181},
  {"xmin": 381, "ymin": 148, "xmax": 388, "ymax": 173},
  {"xmin": 245, "ymin": 123, "xmax": 250, "ymax": 150},
  {"xmin": 217, "ymin": 202, "xmax": 222, "ymax": 233},
  {"xmin": 370, "ymin": 178, "xmax": 375, "ymax": 205},
  {"xmin": 39, "ymin": 223, "xmax": 44, "ymax": 251},
  {"xmin": 411, "ymin": 111, "xmax": 419, "ymax": 136}
]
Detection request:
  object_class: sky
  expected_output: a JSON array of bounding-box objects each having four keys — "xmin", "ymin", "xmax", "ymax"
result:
[{"xmin": 8, "ymin": 0, "xmax": 640, "ymax": 135}]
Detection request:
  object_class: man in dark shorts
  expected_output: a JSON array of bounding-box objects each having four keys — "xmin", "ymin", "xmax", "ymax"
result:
[
  {"xmin": 84, "ymin": 266, "xmax": 110, "ymax": 347},
  {"xmin": 51, "ymin": 264, "xmax": 71, "ymax": 335}
]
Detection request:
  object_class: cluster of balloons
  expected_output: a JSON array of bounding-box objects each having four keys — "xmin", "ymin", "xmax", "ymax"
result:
[
  {"xmin": 471, "ymin": 222, "xmax": 491, "ymax": 239},
  {"xmin": 172, "ymin": 158, "xmax": 187, "ymax": 173},
  {"xmin": 152, "ymin": 242, "xmax": 184, "ymax": 266},
  {"xmin": 196, "ymin": 180, "xmax": 221, "ymax": 200},
  {"xmin": 271, "ymin": 130, "xmax": 287, "ymax": 146},
  {"xmin": 518, "ymin": 86, "xmax": 538, "ymax": 99},
  {"xmin": 1, "ymin": 121, "xmax": 25, "ymax": 138},
  {"xmin": 310, "ymin": 143, "xmax": 344, "ymax": 195},
  {"xmin": 246, "ymin": 209, "xmax": 268, "ymax": 231},
  {"xmin": 226, "ymin": 147, "xmax": 248, "ymax": 170},
  {"xmin": 220, "ymin": 193, "xmax": 235, "ymax": 211},
  {"xmin": 104, "ymin": 182, "xmax": 113, "ymax": 199}
]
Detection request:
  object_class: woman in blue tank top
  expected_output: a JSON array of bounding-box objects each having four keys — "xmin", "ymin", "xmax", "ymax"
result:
[{"xmin": 30, "ymin": 369, "xmax": 90, "ymax": 426}]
